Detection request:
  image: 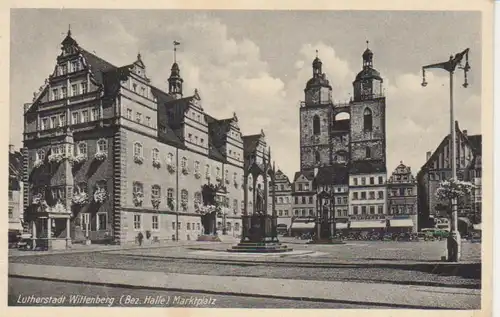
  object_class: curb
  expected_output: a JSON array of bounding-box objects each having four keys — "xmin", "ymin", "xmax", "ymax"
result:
[{"xmin": 7, "ymin": 274, "xmax": 449, "ymax": 309}]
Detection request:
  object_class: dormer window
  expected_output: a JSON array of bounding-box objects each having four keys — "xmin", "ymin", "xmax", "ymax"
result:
[
  {"xmin": 52, "ymin": 88, "xmax": 59, "ymax": 101},
  {"xmin": 71, "ymin": 60, "xmax": 80, "ymax": 72},
  {"xmin": 60, "ymin": 64, "xmax": 68, "ymax": 75}
]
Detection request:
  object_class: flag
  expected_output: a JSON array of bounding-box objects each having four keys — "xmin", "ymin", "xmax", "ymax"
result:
[{"xmin": 173, "ymin": 41, "xmax": 181, "ymax": 46}]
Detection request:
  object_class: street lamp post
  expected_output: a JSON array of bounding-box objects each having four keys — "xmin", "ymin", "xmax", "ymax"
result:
[{"xmin": 421, "ymin": 48, "xmax": 470, "ymax": 262}]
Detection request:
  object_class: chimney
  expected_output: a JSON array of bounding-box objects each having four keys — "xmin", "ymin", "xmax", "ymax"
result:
[
  {"xmin": 463, "ymin": 130, "xmax": 468, "ymax": 137},
  {"xmin": 9, "ymin": 144, "xmax": 14, "ymax": 154},
  {"xmin": 426, "ymin": 151, "xmax": 432, "ymax": 161}
]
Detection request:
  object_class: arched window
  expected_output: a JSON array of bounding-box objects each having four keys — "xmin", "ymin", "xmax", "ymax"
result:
[
  {"xmin": 194, "ymin": 191, "xmax": 202, "ymax": 203},
  {"xmin": 363, "ymin": 108, "xmax": 373, "ymax": 132},
  {"xmin": 181, "ymin": 189, "xmax": 188, "ymax": 202},
  {"xmin": 97, "ymin": 138, "xmax": 107, "ymax": 153},
  {"xmin": 133, "ymin": 142, "xmax": 143, "ymax": 157},
  {"xmin": 167, "ymin": 188, "xmax": 174, "ymax": 200},
  {"xmin": 77, "ymin": 142, "xmax": 87, "ymax": 156},
  {"xmin": 151, "ymin": 185, "xmax": 161, "ymax": 198},
  {"xmin": 36, "ymin": 149, "xmax": 45, "ymax": 161},
  {"xmin": 315, "ymin": 151, "xmax": 321, "ymax": 164},
  {"xmin": 366, "ymin": 147, "xmax": 371, "ymax": 158},
  {"xmin": 313, "ymin": 115, "xmax": 320, "ymax": 135},
  {"xmin": 181, "ymin": 157, "xmax": 187, "ymax": 169},
  {"xmin": 133, "ymin": 181, "xmax": 143, "ymax": 194},
  {"xmin": 166, "ymin": 152, "xmax": 173, "ymax": 164},
  {"xmin": 152, "ymin": 148, "xmax": 159, "ymax": 161}
]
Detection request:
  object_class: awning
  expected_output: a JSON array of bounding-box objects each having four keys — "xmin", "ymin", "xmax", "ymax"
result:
[
  {"xmin": 291, "ymin": 222, "xmax": 315, "ymax": 229},
  {"xmin": 389, "ymin": 219, "xmax": 414, "ymax": 228},
  {"xmin": 350, "ymin": 220, "xmax": 386, "ymax": 229},
  {"xmin": 473, "ymin": 223, "xmax": 482, "ymax": 231},
  {"xmin": 336, "ymin": 222, "xmax": 348, "ymax": 230}
]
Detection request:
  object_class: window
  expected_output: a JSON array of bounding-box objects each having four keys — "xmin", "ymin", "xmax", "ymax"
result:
[
  {"xmin": 309, "ymin": 209, "xmax": 314, "ymax": 216},
  {"xmin": 52, "ymin": 88, "xmax": 59, "ymax": 100},
  {"xmin": 71, "ymin": 60, "xmax": 80, "ymax": 72},
  {"xmin": 301, "ymin": 197, "xmax": 306, "ymax": 204},
  {"xmin": 41, "ymin": 118, "xmax": 48, "ymax": 130},
  {"xmin": 181, "ymin": 189, "xmax": 188, "ymax": 203},
  {"xmin": 298, "ymin": 184, "xmax": 303, "ymax": 191},
  {"xmin": 279, "ymin": 210, "xmax": 283, "ymax": 216},
  {"xmin": 308, "ymin": 197, "xmax": 313, "ymax": 204},
  {"xmin": 133, "ymin": 142, "xmax": 143, "ymax": 157},
  {"xmin": 82, "ymin": 110, "xmax": 89, "ymax": 123},
  {"xmin": 71, "ymin": 84, "xmax": 78, "ymax": 96},
  {"xmin": 8, "ymin": 207, "xmax": 13, "ymax": 218},
  {"xmin": 336, "ymin": 197, "xmax": 342, "ymax": 204},
  {"xmin": 97, "ymin": 139, "xmax": 107, "ymax": 153},
  {"xmin": 91, "ymin": 108, "xmax": 100, "ymax": 121},
  {"xmin": 58, "ymin": 114, "xmax": 66, "ymax": 126},
  {"xmin": 378, "ymin": 205, "xmax": 384, "ymax": 214},
  {"xmin": 370, "ymin": 206, "xmax": 375, "ymax": 214},
  {"xmin": 136, "ymin": 112, "xmax": 142, "ymax": 123},
  {"xmin": 315, "ymin": 151, "xmax": 321, "ymax": 164},
  {"xmin": 152, "ymin": 215, "xmax": 159, "ymax": 230},
  {"xmin": 178, "ymin": 222, "xmax": 181, "ymax": 230},
  {"xmin": 363, "ymin": 108, "xmax": 373, "ymax": 132},
  {"xmin": 167, "ymin": 188, "xmax": 174, "ymax": 200},
  {"xmin": 361, "ymin": 206, "xmax": 367, "ymax": 214},
  {"xmin": 167, "ymin": 153, "xmax": 173, "ymax": 164},
  {"xmin": 141, "ymin": 87, "xmax": 146, "ymax": 96},
  {"xmin": 97, "ymin": 213, "xmax": 107, "ymax": 230},
  {"xmin": 366, "ymin": 147, "xmax": 371, "ymax": 159},
  {"xmin": 50, "ymin": 116, "xmax": 57, "ymax": 129},
  {"xmin": 353, "ymin": 206, "xmax": 359, "ymax": 215},
  {"xmin": 279, "ymin": 197, "xmax": 283, "ymax": 204},
  {"xmin": 301, "ymin": 210, "xmax": 306, "ymax": 216},
  {"xmin": 378, "ymin": 191, "xmax": 384, "ymax": 199},
  {"xmin": 294, "ymin": 210, "xmax": 299, "ymax": 216},
  {"xmin": 313, "ymin": 115, "xmax": 320, "ymax": 135},
  {"xmin": 133, "ymin": 83, "xmax": 137, "ymax": 92},
  {"xmin": 151, "ymin": 185, "xmax": 160, "ymax": 198},
  {"xmin": 233, "ymin": 199, "xmax": 238, "ymax": 212},
  {"xmin": 216, "ymin": 167, "xmax": 221, "ymax": 178},
  {"xmin": 126, "ymin": 108, "xmax": 132, "ymax": 120},
  {"xmin": 361, "ymin": 177, "xmax": 366, "ymax": 185},
  {"xmin": 370, "ymin": 177, "xmax": 375, "ymax": 185},
  {"xmin": 61, "ymin": 87, "xmax": 67, "ymax": 99},
  {"xmin": 187, "ymin": 223, "xmax": 191, "ymax": 230},
  {"xmin": 353, "ymin": 192, "xmax": 358, "ymax": 200},
  {"xmin": 133, "ymin": 214, "xmax": 141, "ymax": 230},
  {"xmin": 172, "ymin": 222, "xmax": 176, "ymax": 230},
  {"xmin": 353, "ymin": 178, "xmax": 358, "ymax": 186},
  {"xmin": 285, "ymin": 210, "xmax": 289, "ymax": 216},
  {"xmin": 194, "ymin": 161, "xmax": 200, "ymax": 173},
  {"xmin": 205, "ymin": 164, "xmax": 210, "ymax": 177},
  {"xmin": 378, "ymin": 176, "xmax": 383, "ymax": 184},
  {"xmin": 343, "ymin": 197, "xmax": 348, "ymax": 204},
  {"xmin": 60, "ymin": 64, "xmax": 67, "ymax": 75},
  {"xmin": 71, "ymin": 112, "xmax": 79, "ymax": 125},
  {"xmin": 146, "ymin": 116, "xmax": 151, "ymax": 126},
  {"xmin": 294, "ymin": 197, "xmax": 298, "ymax": 204},
  {"xmin": 81, "ymin": 82, "xmax": 88, "ymax": 94},
  {"xmin": 36, "ymin": 149, "xmax": 45, "ymax": 161},
  {"xmin": 369, "ymin": 191, "xmax": 375, "ymax": 199},
  {"xmin": 133, "ymin": 182, "xmax": 143, "ymax": 194},
  {"xmin": 361, "ymin": 192, "xmax": 366, "ymax": 200},
  {"xmin": 77, "ymin": 142, "xmax": 87, "ymax": 156},
  {"xmin": 181, "ymin": 157, "xmax": 187, "ymax": 169}
]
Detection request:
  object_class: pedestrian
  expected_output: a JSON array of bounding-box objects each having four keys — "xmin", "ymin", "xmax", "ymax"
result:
[{"xmin": 137, "ymin": 232, "xmax": 144, "ymax": 246}]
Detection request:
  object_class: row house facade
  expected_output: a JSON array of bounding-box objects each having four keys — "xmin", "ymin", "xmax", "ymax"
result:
[
  {"xmin": 273, "ymin": 170, "xmax": 293, "ymax": 228},
  {"xmin": 386, "ymin": 161, "xmax": 418, "ymax": 232},
  {"xmin": 416, "ymin": 121, "xmax": 481, "ymax": 233},
  {"xmin": 22, "ymin": 31, "xmax": 278, "ymax": 245},
  {"xmin": 9, "ymin": 145, "xmax": 23, "ymax": 232}
]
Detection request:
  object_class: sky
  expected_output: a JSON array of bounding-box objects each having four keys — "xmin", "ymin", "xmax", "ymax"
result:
[{"xmin": 10, "ymin": 9, "xmax": 482, "ymax": 180}]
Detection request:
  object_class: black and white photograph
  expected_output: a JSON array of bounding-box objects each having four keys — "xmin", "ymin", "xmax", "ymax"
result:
[{"xmin": 6, "ymin": 2, "xmax": 492, "ymax": 313}]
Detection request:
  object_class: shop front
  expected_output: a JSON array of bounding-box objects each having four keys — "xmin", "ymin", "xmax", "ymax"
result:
[{"xmin": 387, "ymin": 217, "xmax": 414, "ymax": 234}]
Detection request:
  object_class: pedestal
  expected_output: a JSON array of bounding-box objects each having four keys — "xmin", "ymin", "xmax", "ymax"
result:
[
  {"xmin": 228, "ymin": 214, "xmax": 292, "ymax": 253},
  {"xmin": 447, "ymin": 230, "xmax": 461, "ymax": 262}
]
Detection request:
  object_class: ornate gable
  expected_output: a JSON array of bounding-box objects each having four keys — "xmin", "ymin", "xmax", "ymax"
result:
[{"xmin": 188, "ymin": 88, "xmax": 203, "ymax": 111}]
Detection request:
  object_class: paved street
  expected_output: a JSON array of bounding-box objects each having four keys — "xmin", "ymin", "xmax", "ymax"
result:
[{"xmin": 8, "ymin": 277, "xmax": 377, "ymax": 308}]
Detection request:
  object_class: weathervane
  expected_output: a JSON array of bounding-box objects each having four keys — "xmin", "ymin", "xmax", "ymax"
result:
[{"xmin": 173, "ymin": 41, "xmax": 181, "ymax": 63}]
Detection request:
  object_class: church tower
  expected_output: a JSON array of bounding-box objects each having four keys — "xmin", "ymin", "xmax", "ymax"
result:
[
  {"xmin": 168, "ymin": 62, "xmax": 183, "ymax": 99},
  {"xmin": 349, "ymin": 42, "xmax": 386, "ymax": 165},
  {"xmin": 299, "ymin": 51, "xmax": 334, "ymax": 171}
]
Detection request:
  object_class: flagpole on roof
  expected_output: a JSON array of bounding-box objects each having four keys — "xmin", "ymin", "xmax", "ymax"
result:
[{"xmin": 173, "ymin": 41, "xmax": 181, "ymax": 63}]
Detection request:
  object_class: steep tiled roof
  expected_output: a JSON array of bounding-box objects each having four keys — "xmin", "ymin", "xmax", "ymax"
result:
[
  {"xmin": 467, "ymin": 135, "xmax": 482, "ymax": 155},
  {"xmin": 81, "ymin": 49, "xmax": 118, "ymax": 85},
  {"xmin": 242, "ymin": 134, "xmax": 261, "ymax": 154},
  {"xmin": 349, "ymin": 160, "xmax": 386, "ymax": 174},
  {"xmin": 314, "ymin": 165, "xmax": 349, "ymax": 186},
  {"xmin": 293, "ymin": 170, "xmax": 315, "ymax": 182}
]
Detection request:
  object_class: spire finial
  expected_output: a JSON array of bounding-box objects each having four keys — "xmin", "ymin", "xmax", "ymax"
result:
[
  {"xmin": 68, "ymin": 24, "xmax": 71, "ymax": 36},
  {"xmin": 316, "ymin": 49, "xmax": 319, "ymax": 58},
  {"xmin": 137, "ymin": 51, "xmax": 141, "ymax": 61},
  {"xmin": 173, "ymin": 41, "xmax": 181, "ymax": 63},
  {"xmin": 366, "ymin": 40, "xmax": 369, "ymax": 49}
]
